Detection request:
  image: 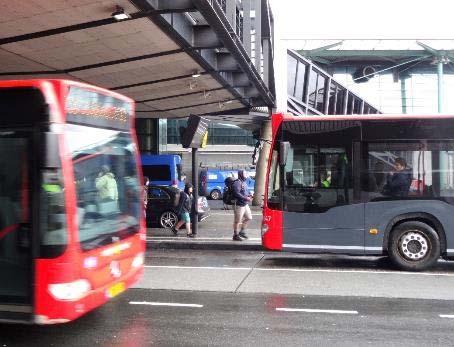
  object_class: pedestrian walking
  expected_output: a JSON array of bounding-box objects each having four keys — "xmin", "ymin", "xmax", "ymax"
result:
[
  {"xmin": 173, "ymin": 183, "xmax": 195, "ymax": 238},
  {"xmin": 232, "ymin": 170, "xmax": 252, "ymax": 241}
]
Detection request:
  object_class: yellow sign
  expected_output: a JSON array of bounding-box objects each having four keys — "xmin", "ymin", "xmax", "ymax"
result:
[
  {"xmin": 201, "ymin": 131, "xmax": 208, "ymax": 148},
  {"xmin": 107, "ymin": 282, "xmax": 125, "ymax": 298}
]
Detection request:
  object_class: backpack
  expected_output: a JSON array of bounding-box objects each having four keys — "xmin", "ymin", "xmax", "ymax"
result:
[
  {"xmin": 173, "ymin": 188, "xmax": 181, "ymax": 208},
  {"xmin": 222, "ymin": 177, "xmax": 239, "ymax": 205}
]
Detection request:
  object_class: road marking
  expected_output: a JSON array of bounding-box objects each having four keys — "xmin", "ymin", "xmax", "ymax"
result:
[
  {"xmin": 440, "ymin": 314, "xmax": 454, "ymax": 319},
  {"xmin": 148, "ymin": 237, "xmax": 261, "ymax": 241},
  {"xmin": 145, "ymin": 265, "xmax": 251, "ymax": 270},
  {"xmin": 129, "ymin": 301, "xmax": 203, "ymax": 308},
  {"xmin": 276, "ymin": 308, "xmax": 358, "ymax": 314},
  {"xmin": 209, "ymin": 212, "xmax": 262, "ymax": 216},
  {"xmin": 143, "ymin": 265, "xmax": 454, "ymax": 277}
]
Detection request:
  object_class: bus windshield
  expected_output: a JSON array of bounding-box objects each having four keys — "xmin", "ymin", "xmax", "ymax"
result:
[{"xmin": 67, "ymin": 124, "xmax": 141, "ymax": 251}]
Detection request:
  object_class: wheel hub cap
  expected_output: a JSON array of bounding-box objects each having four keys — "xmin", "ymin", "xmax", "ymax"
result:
[{"xmin": 399, "ymin": 231, "xmax": 429, "ymax": 261}]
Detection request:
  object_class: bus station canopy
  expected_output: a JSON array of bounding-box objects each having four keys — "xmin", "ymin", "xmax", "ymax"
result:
[{"xmin": 0, "ymin": 0, "xmax": 274, "ymax": 127}]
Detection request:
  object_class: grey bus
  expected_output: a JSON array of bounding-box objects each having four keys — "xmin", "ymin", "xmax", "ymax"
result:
[{"xmin": 262, "ymin": 113, "xmax": 454, "ymax": 271}]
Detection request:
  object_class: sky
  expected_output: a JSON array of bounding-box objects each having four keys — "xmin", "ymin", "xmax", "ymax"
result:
[{"xmin": 269, "ymin": 0, "xmax": 454, "ymax": 40}]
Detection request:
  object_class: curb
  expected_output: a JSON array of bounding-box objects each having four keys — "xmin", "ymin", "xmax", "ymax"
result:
[{"xmin": 147, "ymin": 239, "xmax": 263, "ymax": 251}]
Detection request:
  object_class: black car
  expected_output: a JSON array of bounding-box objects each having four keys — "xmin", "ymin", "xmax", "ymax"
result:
[{"xmin": 146, "ymin": 185, "xmax": 210, "ymax": 228}]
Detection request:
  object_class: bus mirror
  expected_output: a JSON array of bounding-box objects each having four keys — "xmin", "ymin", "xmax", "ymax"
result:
[
  {"xmin": 44, "ymin": 132, "xmax": 61, "ymax": 169},
  {"xmin": 279, "ymin": 142, "xmax": 290, "ymax": 166}
]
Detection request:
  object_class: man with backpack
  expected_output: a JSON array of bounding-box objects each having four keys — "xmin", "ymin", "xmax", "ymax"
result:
[
  {"xmin": 231, "ymin": 170, "xmax": 252, "ymax": 241},
  {"xmin": 172, "ymin": 183, "xmax": 195, "ymax": 238}
]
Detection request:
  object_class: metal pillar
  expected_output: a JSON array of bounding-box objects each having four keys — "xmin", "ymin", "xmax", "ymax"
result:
[
  {"xmin": 191, "ymin": 148, "xmax": 199, "ymax": 235},
  {"xmin": 400, "ymin": 77, "xmax": 407, "ymax": 114},
  {"xmin": 252, "ymin": 118, "xmax": 272, "ymax": 206},
  {"xmin": 437, "ymin": 59, "xmax": 444, "ymax": 113}
]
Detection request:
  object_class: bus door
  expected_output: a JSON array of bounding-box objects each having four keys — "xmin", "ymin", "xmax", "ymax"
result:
[
  {"xmin": 0, "ymin": 131, "xmax": 34, "ymax": 319},
  {"xmin": 281, "ymin": 143, "xmax": 365, "ymax": 254}
]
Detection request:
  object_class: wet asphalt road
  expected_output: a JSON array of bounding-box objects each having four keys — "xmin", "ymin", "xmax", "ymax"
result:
[
  {"xmin": 2, "ymin": 289, "xmax": 454, "ymax": 346},
  {"xmin": 3, "ymin": 249, "xmax": 454, "ymax": 346}
]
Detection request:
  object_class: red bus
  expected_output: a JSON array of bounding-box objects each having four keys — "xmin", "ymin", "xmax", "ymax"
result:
[
  {"xmin": 262, "ymin": 113, "xmax": 454, "ymax": 271},
  {"xmin": 0, "ymin": 80, "xmax": 145, "ymax": 324}
]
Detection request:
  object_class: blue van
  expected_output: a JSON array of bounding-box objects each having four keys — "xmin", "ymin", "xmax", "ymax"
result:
[
  {"xmin": 200, "ymin": 169, "xmax": 255, "ymax": 200},
  {"xmin": 141, "ymin": 154, "xmax": 185, "ymax": 189}
]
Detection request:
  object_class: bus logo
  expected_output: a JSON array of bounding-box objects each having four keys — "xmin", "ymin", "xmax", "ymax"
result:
[{"xmin": 110, "ymin": 261, "xmax": 122, "ymax": 278}]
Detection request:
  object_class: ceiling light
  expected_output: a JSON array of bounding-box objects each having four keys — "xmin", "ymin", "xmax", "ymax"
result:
[
  {"xmin": 192, "ymin": 70, "xmax": 201, "ymax": 78},
  {"xmin": 112, "ymin": 6, "xmax": 131, "ymax": 21},
  {"xmin": 189, "ymin": 81, "xmax": 198, "ymax": 90},
  {"xmin": 224, "ymin": 100, "xmax": 234, "ymax": 104}
]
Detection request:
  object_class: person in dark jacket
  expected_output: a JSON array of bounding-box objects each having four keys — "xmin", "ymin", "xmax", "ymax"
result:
[
  {"xmin": 232, "ymin": 170, "xmax": 252, "ymax": 241},
  {"xmin": 383, "ymin": 157, "xmax": 412, "ymax": 197},
  {"xmin": 173, "ymin": 183, "xmax": 195, "ymax": 237}
]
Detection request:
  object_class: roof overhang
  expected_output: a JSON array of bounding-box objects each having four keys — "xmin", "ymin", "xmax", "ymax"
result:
[{"xmin": 0, "ymin": 0, "xmax": 275, "ymax": 123}]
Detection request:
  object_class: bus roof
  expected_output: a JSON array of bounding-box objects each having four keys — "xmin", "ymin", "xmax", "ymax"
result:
[
  {"xmin": 0, "ymin": 79, "xmax": 133, "ymax": 104},
  {"xmin": 279, "ymin": 113, "xmax": 454, "ymax": 122}
]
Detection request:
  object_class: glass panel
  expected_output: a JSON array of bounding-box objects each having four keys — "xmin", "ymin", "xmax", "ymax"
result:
[
  {"xmin": 294, "ymin": 62, "xmax": 307, "ymax": 101},
  {"xmin": 347, "ymin": 95, "xmax": 354, "ymax": 114},
  {"xmin": 67, "ymin": 124, "xmax": 141, "ymax": 251},
  {"xmin": 335, "ymin": 88, "xmax": 346, "ymax": 114},
  {"xmin": 0, "ymin": 133, "xmax": 33, "ymax": 302},
  {"xmin": 353, "ymin": 98, "xmax": 362, "ymax": 114},
  {"xmin": 148, "ymin": 187, "xmax": 170, "ymax": 200},
  {"xmin": 363, "ymin": 141, "xmax": 454, "ymax": 201},
  {"xmin": 307, "ymin": 68, "xmax": 318, "ymax": 109},
  {"xmin": 142, "ymin": 165, "xmax": 171, "ymax": 181},
  {"xmin": 328, "ymin": 83, "xmax": 337, "ymax": 114},
  {"xmin": 316, "ymin": 74, "xmax": 327, "ymax": 113},
  {"xmin": 267, "ymin": 150, "xmax": 281, "ymax": 209},
  {"xmin": 287, "ymin": 55, "xmax": 298, "ymax": 97},
  {"xmin": 282, "ymin": 143, "xmax": 350, "ymax": 213}
]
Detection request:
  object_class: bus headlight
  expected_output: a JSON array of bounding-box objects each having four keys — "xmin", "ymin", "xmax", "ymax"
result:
[
  {"xmin": 261, "ymin": 223, "xmax": 269, "ymax": 236},
  {"xmin": 132, "ymin": 252, "xmax": 144, "ymax": 268},
  {"xmin": 48, "ymin": 279, "xmax": 91, "ymax": 301}
]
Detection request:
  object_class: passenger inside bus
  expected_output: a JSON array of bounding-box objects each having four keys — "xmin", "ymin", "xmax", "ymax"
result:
[
  {"xmin": 382, "ymin": 157, "xmax": 412, "ymax": 197},
  {"xmin": 95, "ymin": 165, "xmax": 118, "ymax": 202}
]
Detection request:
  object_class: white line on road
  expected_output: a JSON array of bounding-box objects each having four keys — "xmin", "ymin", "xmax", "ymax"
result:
[
  {"xmin": 276, "ymin": 308, "xmax": 358, "ymax": 314},
  {"xmin": 143, "ymin": 265, "xmax": 454, "ymax": 277},
  {"xmin": 145, "ymin": 265, "xmax": 251, "ymax": 270},
  {"xmin": 148, "ymin": 237, "xmax": 261, "ymax": 241},
  {"xmin": 209, "ymin": 212, "xmax": 262, "ymax": 216},
  {"xmin": 129, "ymin": 301, "xmax": 203, "ymax": 308},
  {"xmin": 440, "ymin": 314, "xmax": 454, "ymax": 318}
]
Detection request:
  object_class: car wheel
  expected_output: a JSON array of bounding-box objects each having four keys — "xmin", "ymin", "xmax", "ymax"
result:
[
  {"xmin": 210, "ymin": 189, "xmax": 221, "ymax": 200},
  {"xmin": 388, "ymin": 221, "xmax": 440, "ymax": 271},
  {"xmin": 160, "ymin": 211, "xmax": 178, "ymax": 229}
]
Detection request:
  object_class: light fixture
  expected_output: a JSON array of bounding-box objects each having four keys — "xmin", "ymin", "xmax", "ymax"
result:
[
  {"xmin": 224, "ymin": 100, "xmax": 234, "ymax": 104},
  {"xmin": 191, "ymin": 70, "xmax": 201, "ymax": 78},
  {"xmin": 202, "ymin": 90, "xmax": 212, "ymax": 99},
  {"xmin": 189, "ymin": 81, "xmax": 198, "ymax": 90},
  {"xmin": 112, "ymin": 6, "xmax": 131, "ymax": 21}
]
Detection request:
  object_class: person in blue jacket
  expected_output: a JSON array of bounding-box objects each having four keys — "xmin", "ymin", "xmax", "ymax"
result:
[
  {"xmin": 383, "ymin": 157, "xmax": 412, "ymax": 197},
  {"xmin": 232, "ymin": 170, "xmax": 253, "ymax": 241}
]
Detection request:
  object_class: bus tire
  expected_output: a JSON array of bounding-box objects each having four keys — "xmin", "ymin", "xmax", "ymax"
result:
[
  {"xmin": 160, "ymin": 211, "xmax": 178, "ymax": 229},
  {"xmin": 388, "ymin": 221, "xmax": 440, "ymax": 271},
  {"xmin": 210, "ymin": 189, "xmax": 221, "ymax": 200}
]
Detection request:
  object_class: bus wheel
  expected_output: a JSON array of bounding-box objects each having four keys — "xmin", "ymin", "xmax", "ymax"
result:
[
  {"xmin": 160, "ymin": 211, "xmax": 178, "ymax": 229},
  {"xmin": 210, "ymin": 189, "xmax": 221, "ymax": 200},
  {"xmin": 388, "ymin": 221, "xmax": 440, "ymax": 271}
]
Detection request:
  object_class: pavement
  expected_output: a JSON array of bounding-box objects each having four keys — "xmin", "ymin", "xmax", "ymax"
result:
[
  {"xmin": 139, "ymin": 249, "xmax": 454, "ymax": 300},
  {"xmin": 147, "ymin": 200, "xmax": 263, "ymax": 250}
]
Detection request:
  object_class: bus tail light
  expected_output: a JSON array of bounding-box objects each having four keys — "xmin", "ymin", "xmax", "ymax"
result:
[
  {"xmin": 132, "ymin": 252, "xmax": 144, "ymax": 268},
  {"xmin": 48, "ymin": 279, "xmax": 91, "ymax": 301},
  {"xmin": 261, "ymin": 223, "xmax": 269, "ymax": 236}
]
